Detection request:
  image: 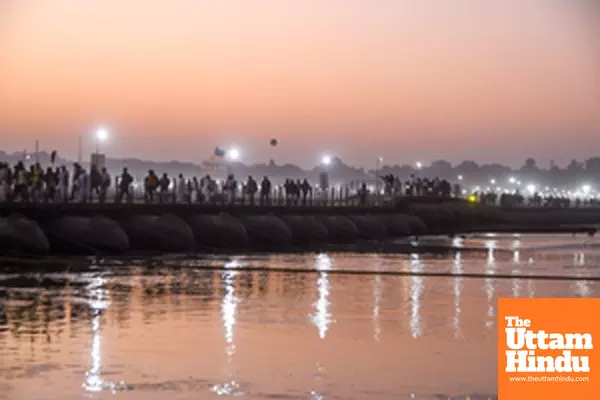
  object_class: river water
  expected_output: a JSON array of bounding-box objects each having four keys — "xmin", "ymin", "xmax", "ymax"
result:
[{"xmin": 0, "ymin": 234, "xmax": 599, "ymax": 400}]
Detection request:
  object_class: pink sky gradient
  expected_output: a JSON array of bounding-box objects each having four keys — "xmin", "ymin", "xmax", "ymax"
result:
[{"xmin": 0, "ymin": 0, "xmax": 598, "ymax": 168}]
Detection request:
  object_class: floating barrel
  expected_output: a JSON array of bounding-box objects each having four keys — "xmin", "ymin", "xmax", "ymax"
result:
[
  {"xmin": 404, "ymin": 215, "xmax": 428, "ymax": 235},
  {"xmin": 43, "ymin": 216, "xmax": 129, "ymax": 254},
  {"xmin": 0, "ymin": 214, "xmax": 49, "ymax": 254},
  {"xmin": 120, "ymin": 214, "xmax": 195, "ymax": 252},
  {"xmin": 318, "ymin": 215, "xmax": 358, "ymax": 243},
  {"xmin": 188, "ymin": 214, "xmax": 248, "ymax": 249},
  {"xmin": 280, "ymin": 215, "xmax": 329, "ymax": 244},
  {"xmin": 412, "ymin": 206, "xmax": 443, "ymax": 232},
  {"xmin": 348, "ymin": 216, "xmax": 387, "ymax": 241},
  {"xmin": 375, "ymin": 214, "xmax": 412, "ymax": 237},
  {"xmin": 240, "ymin": 215, "xmax": 292, "ymax": 249}
]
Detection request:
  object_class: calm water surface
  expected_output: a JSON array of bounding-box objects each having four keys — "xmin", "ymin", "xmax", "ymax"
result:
[{"xmin": 1, "ymin": 234, "xmax": 599, "ymax": 400}]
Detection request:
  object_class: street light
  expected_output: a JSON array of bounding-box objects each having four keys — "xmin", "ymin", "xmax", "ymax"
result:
[
  {"xmin": 95, "ymin": 127, "xmax": 109, "ymax": 154},
  {"xmin": 490, "ymin": 179, "xmax": 496, "ymax": 185},
  {"xmin": 457, "ymin": 175, "xmax": 463, "ymax": 181},
  {"xmin": 321, "ymin": 155, "xmax": 332, "ymax": 166},
  {"xmin": 375, "ymin": 157, "xmax": 383, "ymax": 196},
  {"xmin": 582, "ymin": 184, "xmax": 591, "ymax": 195},
  {"xmin": 508, "ymin": 177, "xmax": 516, "ymax": 184},
  {"xmin": 227, "ymin": 148, "xmax": 240, "ymax": 161},
  {"xmin": 415, "ymin": 161, "xmax": 422, "ymax": 170}
]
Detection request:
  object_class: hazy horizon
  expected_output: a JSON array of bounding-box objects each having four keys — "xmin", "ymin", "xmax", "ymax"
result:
[{"xmin": 1, "ymin": 0, "xmax": 599, "ymax": 168}]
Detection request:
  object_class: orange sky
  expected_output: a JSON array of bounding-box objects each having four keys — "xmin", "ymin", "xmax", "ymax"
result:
[{"xmin": 0, "ymin": 0, "xmax": 598, "ymax": 167}]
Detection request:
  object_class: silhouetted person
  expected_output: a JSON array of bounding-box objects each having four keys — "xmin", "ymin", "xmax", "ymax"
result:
[
  {"xmin": 99, "ymin": 167, "xmax": 111, "ymax": 203},
  {"xmin": 70, "ymin": 163, "xmax": 82, "ymax": 201},
  {"xmin": 158, "ymin": 173, "xmax": 170, "ymax": 203},
  {"xmin": 31, "ymin": 163, "xmax": 44, "ymax": 202},
  {"xmin": 144, "ymin": 170, "xmax": 158, "ymax": 203},
  {"xmin": 224, "ymin": 174, "xmax": 237, "ymax": 204},
  {"xmin": 44, "ymin": 167, "xmax": 57, "ymax": 203},
  {"xmin": 0, "ymin": 163, "xmax": 10, "ymax": 202},
  {"xmin": 58, "ymin": 165, "xmax": 69, "ymax": 203},
  {"xmin": 300, "ymin": 179, "xmax": 312, "ymax": 205},
  {"xmin": 358, "ymin": 183, "xmax": 369, "ymax": 206},
  {"xmin": 90, "ymin": 165, "xmax": 102, "ymax": 201},
  {"xmin": 260, "ymin": 176, "xmax": 271, "ymax": 206},
  {"xmin": 14, "ymin": 162, "xmax": 29, "ymax": 202},
  {"xmin": 246, "ymin": 176, "xmax": 257, "ymax": 205},
  {"xmin": 117, "ymin": 168, "xmax": 133, "ymax": 203},
  {"xmin": 176, "ymin": 174, "xmax": 186, "ymax": 203}
]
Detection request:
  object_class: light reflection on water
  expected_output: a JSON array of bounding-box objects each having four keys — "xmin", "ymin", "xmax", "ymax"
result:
[
  {"xmin": 452, "ymin": 252, "xmax": 462, "ymax": 339},
  {"xmin": 409, "ymin": 253, "xmax": 424, "ymax": 339},
  {"xmin": 0, "ymin": 234, "xmax": 599, "ymax": 400},
  {"xmin": 310, "ymin": 253, "xmax": 333, "ymax": 340},
  {"xmin": 83, "ymin": 276, "xmax": 110, "ymax": 393}
]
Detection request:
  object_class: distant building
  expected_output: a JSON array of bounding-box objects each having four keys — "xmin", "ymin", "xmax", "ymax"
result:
[
  {"xmin": 91, "ymin": 153, "xmax": 106, "ymax": 169},
  {"xmin": 202, "ymin": 153, "xmax": 228, "ymax": 177}
]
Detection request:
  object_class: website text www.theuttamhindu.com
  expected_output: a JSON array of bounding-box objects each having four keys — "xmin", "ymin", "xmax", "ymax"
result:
[{"xmin": 508, "ymin": 376, "xmax": 590, "ymax": 383}]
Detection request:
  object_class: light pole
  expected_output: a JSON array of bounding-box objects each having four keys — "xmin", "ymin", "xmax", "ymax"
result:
[
  {"xmin": 95, "ymin": 127, "xmax": 108, "ymax": 155},
  {"xmin": 375, "ymin": 156, "xmax": 383, "ymax": 198},
  {"xmin": 225, "ymin": 148, "xmax": 240, "ymax": 176}
]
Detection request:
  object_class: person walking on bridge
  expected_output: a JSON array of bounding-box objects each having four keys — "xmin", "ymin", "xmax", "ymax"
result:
[
  {"xmin": 176, "ymin": 173, "xmax": 186, "ymax": 203},
  {"xmin": 117, "ymin": 168, "xmax": 133, "ymax": 203},
  {"xmin": 90, "ymin": 165, "xmax": 102, "ymax": 202},
  {"xmin": 58, "ymin": 165, "xmax": 69, "ymax": 203},
  {"xmin": 99, "ymin": 167, "xmax": 111, "ymax": 204},
  {"xmin": 14, "ymin": 162, "xmax": 29, "ymax": 203},
  {"xmin": 300, "ymin": 179, "xmax": 312, "ymax": 205},
  {"xmin": 70, "ymin": 163, "xmax": 82, "ymax": 201},
  {"xmin": 0, "ymin": 163, "xmax": 9, "ymax": 203},
  {"xmin": 144, "ymin": 170, "xmax": 158, "ymax": 203},
  {"xmin": 224, "ymin": 174, "xmax": 237, "ymax": 204},
  {"xmin": 158, "ymin": 173, "xmax": 170, "ymax": 203},
  {"xmin": 260, "ymin": 176, "xmax": 271, "ymax": 206},
  {"xmin": 43, "ymin": 167, "xmax": 57, "ymax": 203},
  {"xmin": 245, "ymin": 176, "xmax": 257, "ymax": 205}
]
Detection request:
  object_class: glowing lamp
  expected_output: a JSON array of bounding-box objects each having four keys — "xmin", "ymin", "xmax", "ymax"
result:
[{"xmin": 227, "ymin": 148, "xmax": 240, "ymax": 161}]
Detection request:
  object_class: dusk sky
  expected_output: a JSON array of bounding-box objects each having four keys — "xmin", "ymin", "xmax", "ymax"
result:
[{"xmin": 1, "ymin": 0, "xmax": 598, "ymax": 168}]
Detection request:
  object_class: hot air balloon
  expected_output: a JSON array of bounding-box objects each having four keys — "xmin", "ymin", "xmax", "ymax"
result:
[{"xmin": 269, "ymin": 138, "xmax": 278, "ymax": 147}]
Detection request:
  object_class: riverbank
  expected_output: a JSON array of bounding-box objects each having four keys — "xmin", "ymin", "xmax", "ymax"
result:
[{"xmin": 0, "ymin": 200, "xmax": 597, "ymax": 255}]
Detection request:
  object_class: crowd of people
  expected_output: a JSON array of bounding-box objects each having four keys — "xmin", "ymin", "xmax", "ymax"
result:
[
  {"xmin": 0, "ymin": 161, "xmax": 277, "ymax": 205},
  {"xmin": 0, "ymin": 161, "xmax": 450, "ymax": 206},
  {"xmin": 478, "ymin": 191, "xmax": 599, "ymax": 208},
  {"xmin": 377, "ymin": 174, "xmax": 454, "ymax": 197},
  {"xmin": 1, "ymin": 160, "xmax": 597, "ymax": 208}
]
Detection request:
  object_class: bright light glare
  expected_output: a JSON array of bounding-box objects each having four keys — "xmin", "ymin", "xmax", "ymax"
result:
[
  {"xmin": 95, "ymin": 128, "xmax": 108, "ymax": 142},
  {"xmin": 322, "ymin": 155, "xmax": 332, "ymax": 165},
  {"xmin": 509, "ymin": 177, "xmax": 516, "ymax": 184},
  {"xmin": 490, "ymin": 179, "xmax": 496, "ymax": 185},
  {"xmin": 415, "ymin": 161, "xmax": 422, "ymax": 169},
  {"xmin": 457, "ymin": 175, "xmax": 463, "ymax": 181},
  {"xmin": 527, "ymin": 184, "xmax": 536, "ymax": 194},
  {"xmin": 227, "ymin": 148, "xmax": 240, "ymax": 161},
  {"xmin": 582, "ymin": 184, "xmax": 591, "ymax": 194}
]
